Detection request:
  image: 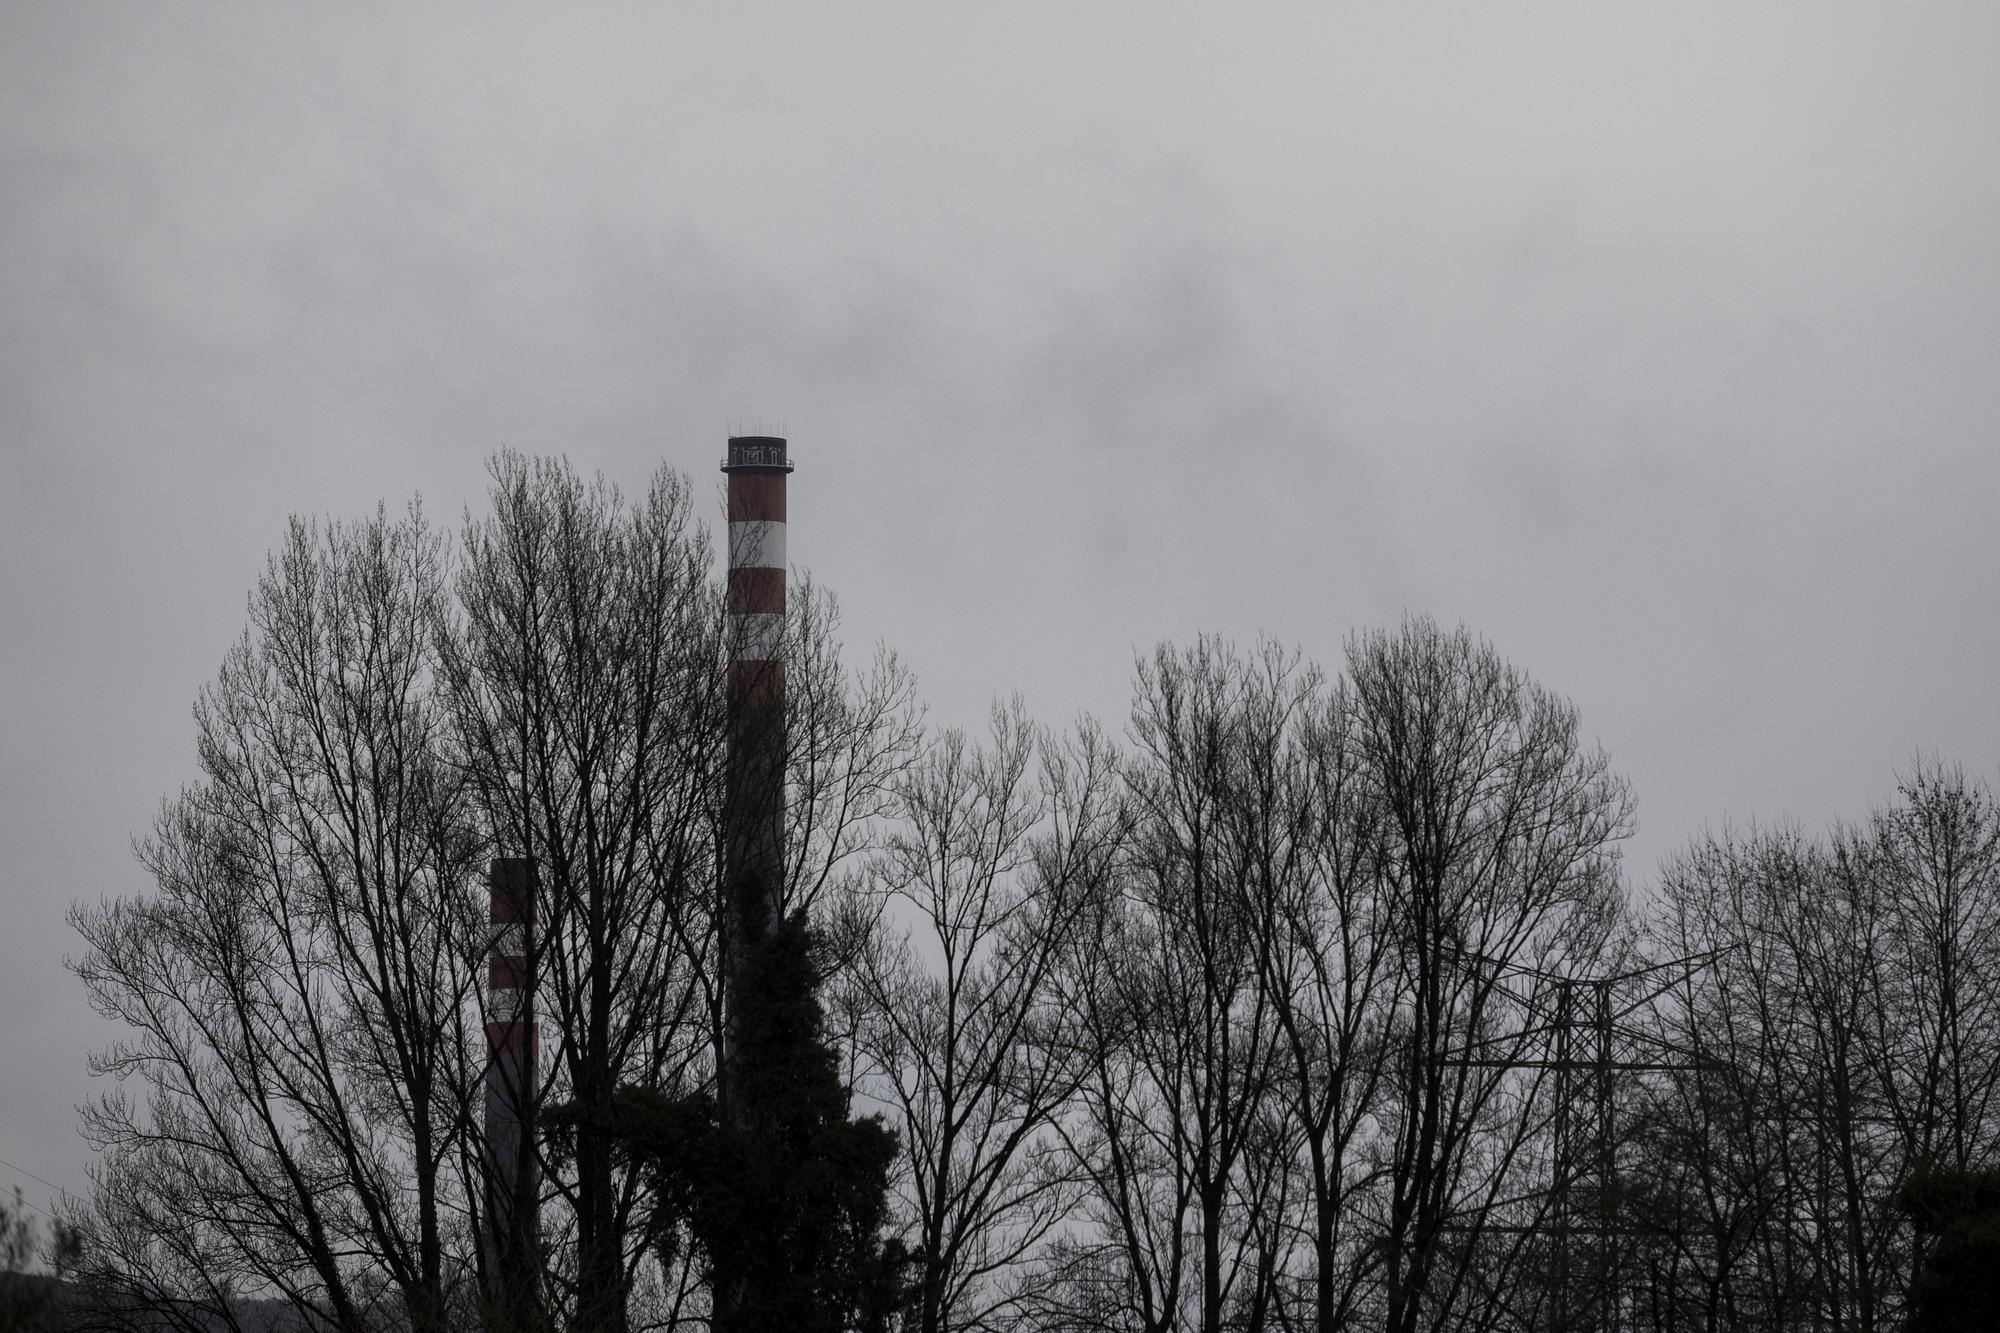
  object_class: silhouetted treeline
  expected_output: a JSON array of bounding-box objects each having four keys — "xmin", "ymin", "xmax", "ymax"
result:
[{"xmin": 63, "ymin": 455, "xmax": 2000, "ymax": 1332}]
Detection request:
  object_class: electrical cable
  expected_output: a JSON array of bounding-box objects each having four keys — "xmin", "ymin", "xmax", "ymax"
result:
[{"xmin": 0, "ymin": 1155, "xmax": 75, "ymax": 1222}]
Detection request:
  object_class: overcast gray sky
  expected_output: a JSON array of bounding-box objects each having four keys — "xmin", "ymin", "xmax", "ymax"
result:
[{"xmin": 4, "ymin": 2, "xmax": 1998, "ymax": 1215}]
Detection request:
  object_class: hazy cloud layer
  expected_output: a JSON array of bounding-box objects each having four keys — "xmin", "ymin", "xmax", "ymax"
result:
[{"xmin": 4, "ymin": 2, "xmax": 1998, "ymax": 1206}]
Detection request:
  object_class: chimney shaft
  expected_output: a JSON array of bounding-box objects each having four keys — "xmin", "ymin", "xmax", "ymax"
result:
[
  {"xmin": 484, "ymin": 857, "xmax": 539, "ymax": 1322},
  {"xmin": 721, "ymin": 436, "xmax": 791, "ymax": 939}
]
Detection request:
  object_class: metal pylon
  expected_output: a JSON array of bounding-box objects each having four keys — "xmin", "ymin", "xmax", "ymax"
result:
[
  {"xmin": 1442, "ymin": 948, "xmax": 1726, "ymax": 1333},
  {"xmin": 1550, "ymin": 977, "xmax": 1619, "ymax": 1333}
]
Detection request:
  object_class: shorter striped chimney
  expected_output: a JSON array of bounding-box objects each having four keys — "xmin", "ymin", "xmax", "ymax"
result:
[{"xmin": 484, "ymin": 857, "xmax": 538, "ymax": 1297}]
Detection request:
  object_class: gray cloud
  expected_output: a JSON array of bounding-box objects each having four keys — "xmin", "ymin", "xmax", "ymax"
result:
[{"xmin": 4, "ymin": 0, "xmax": 1998, "ymax": 1210}]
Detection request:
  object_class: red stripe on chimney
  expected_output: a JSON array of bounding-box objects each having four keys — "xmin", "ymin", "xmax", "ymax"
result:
[
  {"xmin": 728, "ymin": 567, "xmax": 787, "ymax": 615},
  {"xmin": 727, "ymin": 474, "xmax": 787, "ymax": 523},
  {"xmin": 486, "ymin": 1021, "xmax": 534, "ymax": 1057},
  {"xmin": 728, "ymin": 660, "xmax": 787, "ymax": 709}
]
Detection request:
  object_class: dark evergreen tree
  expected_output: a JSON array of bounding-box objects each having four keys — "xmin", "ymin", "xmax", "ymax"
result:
[
  {"xmin": 604, "ymin": 900, "xmax": 911, "ymax": 1333},
  {"xmin": 1899, "ymin": 1165, "xmax": 2000, "ymax": 1333}
]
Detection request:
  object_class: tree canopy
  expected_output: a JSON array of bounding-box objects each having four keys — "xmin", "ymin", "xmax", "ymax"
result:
[{"xmin": 63, "ymin": 452, "xmax": 2000, "ymax": 1333}]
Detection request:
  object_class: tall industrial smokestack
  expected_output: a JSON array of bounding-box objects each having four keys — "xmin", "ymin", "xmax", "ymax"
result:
[
  {"xmin": 721, "ymin": 434, "xmax": 791, "ymax": 1042},
  {"xmin": 713, "ymin": 433, "xmax": 792, "ymax": 1333},
  {"xmin": 484, "ymin": 856, "xmax": 539, "ymax": 1328}
]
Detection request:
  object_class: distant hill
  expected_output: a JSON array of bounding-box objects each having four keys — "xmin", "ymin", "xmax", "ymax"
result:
[{"xmin": 1, "ymin": 1277, "xmax": 316, "ymax": 1333}]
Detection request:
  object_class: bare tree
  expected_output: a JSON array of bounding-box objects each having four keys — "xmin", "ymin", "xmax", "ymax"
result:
[
  {"xmin": 1346, "ymin": 618, "xmax": 1630, "ymax": 1333},
  {"xmin": 1056, "ymin": 639, "xmax": 1296, "ymax": 1333},
  {"xmin": 69, "ymin": 505, "xmax": 485, "ymax": 1333},
  {"xmin": 1246, "ymin": 667, "xmax": 1397, "ymax": 1333},
  {"xmin": 780, "ymin": 577, "xmax": 926, "ymax": 930},
  {"xmin": 1630, "ymin": 764, "xmax": 2000, "ymax": 1333},
  {"xmin": 1639, "ymin": 829, "xmax": 1877, "ymax": 1332},
  {"xmin": 845, "ymin": 703, "xmax": 1121, "ymax": 1333},
  {"xmin": 444, "ymin": 453, "xmax": 725, "ymax": 1333},
  {"xmin": 1861, "ymin": 761, "xmax": 2000, "ymax": 1184}
]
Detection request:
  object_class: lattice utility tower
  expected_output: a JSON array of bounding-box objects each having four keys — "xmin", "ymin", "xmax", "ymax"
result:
[{"xmin": 1444, "ymin": 950, "xmax": 1725, "ymax": 1333}]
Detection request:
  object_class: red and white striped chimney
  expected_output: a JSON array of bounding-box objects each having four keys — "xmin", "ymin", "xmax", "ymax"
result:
[
  {"xmin": 484, "ymin": 857, "xmax": 538, "ymax": 1301},
  {"xmin": 721, "ymin": 434, "xmax": 791, "ymax": 940}
]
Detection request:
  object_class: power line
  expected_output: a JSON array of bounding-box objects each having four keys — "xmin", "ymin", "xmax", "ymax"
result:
[
  {"xmin": 0, "ymin": 1155, "xmax": 74, "ymax": 1202},
  {"xmin": 0, "ymin": 1186, "xmax": 59, "ymax": 1224}
]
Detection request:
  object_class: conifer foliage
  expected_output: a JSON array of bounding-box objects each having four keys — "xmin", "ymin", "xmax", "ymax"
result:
[
  {"xmin": 1899, "ymin": 1166, "xmax": 2000, "ymax": 1333},
  {"xmin": 606, "ymin": 896, "xmax": 911, "ymax": 1333}
]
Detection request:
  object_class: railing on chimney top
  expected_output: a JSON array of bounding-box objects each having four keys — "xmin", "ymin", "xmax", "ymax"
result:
[{"xmin": 721, "ymin": 442, "xmax": 791, "ymax": 471}]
